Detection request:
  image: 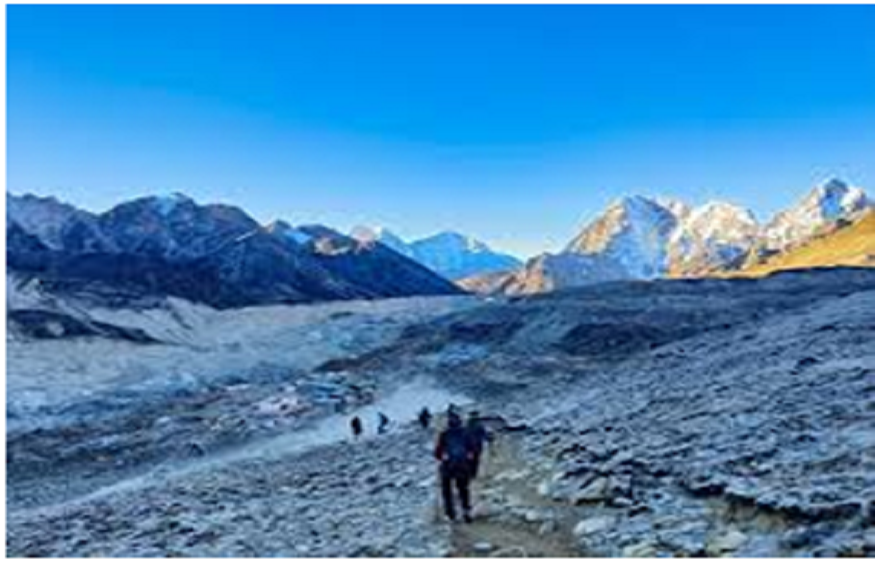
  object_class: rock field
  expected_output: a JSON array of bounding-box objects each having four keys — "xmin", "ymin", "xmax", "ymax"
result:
[{"xmin": 7, "ymin": 268, "xmax": 875, "ymax": 556}]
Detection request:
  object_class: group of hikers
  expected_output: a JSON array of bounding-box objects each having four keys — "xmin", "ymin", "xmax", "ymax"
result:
[
  {"xmin": 349, "ymin": 411, "xmax": 391, "ymax": 437},
  {"xmin": 349, "ymin": 404, "xmax": 492, "ymax": 524}
]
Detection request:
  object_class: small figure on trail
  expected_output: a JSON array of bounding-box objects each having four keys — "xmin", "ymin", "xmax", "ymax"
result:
[
  {"xmin": 465, "ymin": 411, "xmax": 492, "ymax": 480},
  {"xmin": 377, "ymin": 412, "xmax": 390, "ymax": 434},
  {"xmin": 350, "ymin": 416, "xmax": 363, "ymax": 439},
  {"xmin": 418, "ymin": 407, "xmax": 432, "ymax": 430},
  {"xmin": 435, "ymin": 411, "xmax": 474, "ymax": 523}
]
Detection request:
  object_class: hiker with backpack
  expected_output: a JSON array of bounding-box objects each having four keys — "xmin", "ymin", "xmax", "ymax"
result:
[{"xmin": 434, "ymin": 411, "xmax": 475, "ymax": 522}]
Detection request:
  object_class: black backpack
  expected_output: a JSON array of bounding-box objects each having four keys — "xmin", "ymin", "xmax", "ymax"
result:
[{"xmin": 443, "ymin": 428, "xmax": 470, "ymax": 464}]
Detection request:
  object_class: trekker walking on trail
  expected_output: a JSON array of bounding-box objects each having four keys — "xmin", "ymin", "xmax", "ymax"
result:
[
  {"xmin": 435, "ymin": 412, "xmax": 474, "ymax": 523},
  {"xmin": 418, "ymin": 407, "xmax": 432, "ymax": 430},
  {"xmin": 465, "ymin": 411, "xmax": 491, "ymax": 480},
  {"xmin": 377, "ymin": 412, "xmax": 390, "ymax": 434},
  {"xmin": 350, "ymin": 416, "xmax": 363, "ymax": 439}
]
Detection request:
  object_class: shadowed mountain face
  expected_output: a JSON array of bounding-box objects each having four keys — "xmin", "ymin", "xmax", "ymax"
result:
[{"xmin": 7, "ymin": 193, "xmax": 463, "ymax": 308}]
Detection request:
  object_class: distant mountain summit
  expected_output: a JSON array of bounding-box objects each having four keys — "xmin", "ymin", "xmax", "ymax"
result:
[
  {"xmin": 7, "ymin": 193, "xmax": 115, "ymax": 253},
  {"xmin": 742, "ymin": 208, "xmax": 875, "ymax": 276},
  {"xmin": 350, "ymin": 227, "xmax": 521, "ymax": 281},
  {"xmin": 763, "ymin": 178, "xmax": 869, "ymax": 251},
  {"xmin": 667, "ymin": 201, "xmax": 761, "ymax": 276},
  {"xmin": 349, "ymin": 225, "xmax": 412, "ymax": 256},
  {"xmin": 479, "ymin": 178, "xmax": 872, "ymax": 295},
  {"xmin": 565, "ymin": 195, "xmax": 679, "ymax": 279},
  {"xmin": 10, "ymin": 177, "xmax": 870, "ymax": 303},
  {"xmin": 6, "ymin": 193, "xmax": 462, "ymax": 308}
]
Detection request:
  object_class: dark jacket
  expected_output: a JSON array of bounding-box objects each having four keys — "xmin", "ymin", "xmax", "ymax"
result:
[{"xmin": 435, "ymin": 423, "xmax": 473, "ymax": 470}]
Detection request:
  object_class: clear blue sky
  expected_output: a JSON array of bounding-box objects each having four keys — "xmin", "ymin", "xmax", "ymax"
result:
[{"xmin": 8, "ymin": 5, "xmax": 875, "ymax": 258}]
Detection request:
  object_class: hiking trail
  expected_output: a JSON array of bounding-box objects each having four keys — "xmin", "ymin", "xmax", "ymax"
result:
[{"xmin": 443, "ymin": 432, "xmax": 580, "ymax": 557}]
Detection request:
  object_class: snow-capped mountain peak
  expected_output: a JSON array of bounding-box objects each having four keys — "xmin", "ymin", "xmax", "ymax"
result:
[
  {"xmin": 678, "ymin": 201, "xmax": 759, "ymax": 241},
  {"xmin": 348, "ymin": 227, "xmax": 521, "ymax": 280},
  {"xmin": 665, "ymin": 201, "xmax": 761, "ymax": 275},
  {"xmin": 349, "ymin": 225, "xmax": 411, "ymax": 256},
  {"xmin": 807, "ymin": 178, "xmax": 867, "ymax": 218},
  {"xmin": 765, "ymin": 178, "xmax": 870, "ymax": 250},
  {"xmin": 565, "ymin": 195, "xmax": 678, "ymax": 278},
  {"xmin": 409, "ymin": 231, "xmax": 521, "ymax": 280},
  {"xmin": 416, "ymin": 231, "xmax": 489, "ymax": 254},
  {"xmin": 655, "ymin": 197, "xmax": 693, "ymax": 220}
]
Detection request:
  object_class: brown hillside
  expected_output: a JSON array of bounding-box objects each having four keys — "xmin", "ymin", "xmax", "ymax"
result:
[{"xmin": 741, "ymin": 210, "xmax": 875, "ymax": 277}]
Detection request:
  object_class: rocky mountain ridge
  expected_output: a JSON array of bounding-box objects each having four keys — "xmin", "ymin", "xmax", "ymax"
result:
[
  {"xmin": 478, "ymin": 178, "xmax": 872, "ymax": 294},
  {"xmin": 6, "ymin": 193, "xmax": 463, "ymax": 308}
]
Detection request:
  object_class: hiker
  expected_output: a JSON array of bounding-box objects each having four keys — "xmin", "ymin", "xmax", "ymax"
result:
[
  {"xmin": 465, "ymin": 411, "xmax": 492, "ymax": 480},
  {"xmin": 377, "ymin": 412, "xmax": 390, "ymax": 434},
  {"xmin": 418, "ymin": 407, "xmax": 432, "ymax": 430},
  {"xmin": 350, "ymin": 416, "xmax": 363, "ymax": 439},
  {"xmin": 435, "ymin": 411, "xmax": 474, "ymax": 523}
]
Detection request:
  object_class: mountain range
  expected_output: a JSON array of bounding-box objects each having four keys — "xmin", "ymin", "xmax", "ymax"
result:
[
  {"xmin": 7, "ymin": 177, "xmax": 873, "ymax": 307},
  {"xmin": 461, "ymin": 178, "xmax": 873, "ymax": 294},
  {"xmin": 349, "ymin": 226, "xmax": 522, "ymax": 281},
  {"xmin": 6, "ymin": 193, "xmax": 462, "ymax": 308},
  {"xmin": 740, "ymin": 207, "xmax": 875, "ymax": 277}
]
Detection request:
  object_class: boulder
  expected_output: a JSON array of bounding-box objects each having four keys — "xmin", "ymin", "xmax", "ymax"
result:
[
  {"xmin": 706, "ymin": 529, "xmax": 748, "ymax": 556},
  {"xmin": 622, "ymin": 541, "xmax": 658, "ymax": 557},
  {"xmin": 572, "ymin": 477, "xmax": 610, "ymax": 504},
  {"xmin": 573, "ymin": 516, "xmax": 614, "ymax": 537}
]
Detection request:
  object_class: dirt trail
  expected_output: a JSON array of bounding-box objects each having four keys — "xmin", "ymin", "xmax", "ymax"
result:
[{"xmin": 446, "ymin": 433, "xmax": 580, "ymax": 557}]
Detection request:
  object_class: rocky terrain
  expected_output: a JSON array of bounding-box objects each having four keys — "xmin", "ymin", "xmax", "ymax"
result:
[{"xmin": 7, "ymin": 267, "xmax": 875, "ymax": 557}]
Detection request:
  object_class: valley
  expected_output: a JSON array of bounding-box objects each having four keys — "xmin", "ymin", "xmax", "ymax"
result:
[{"xmin": 7, "ymin": 267, "xmax": 875, "ymax": 557}]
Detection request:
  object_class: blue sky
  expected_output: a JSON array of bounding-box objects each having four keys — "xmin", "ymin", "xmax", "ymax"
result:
[{"xmin": 8, "ymin": 5, "xmax": 875, "ymax": 258}]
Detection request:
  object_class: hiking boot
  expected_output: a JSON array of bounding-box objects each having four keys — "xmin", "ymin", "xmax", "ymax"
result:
[{"xmin": 463, "ymin": 511, "xmax": 473, "ymax": 524}]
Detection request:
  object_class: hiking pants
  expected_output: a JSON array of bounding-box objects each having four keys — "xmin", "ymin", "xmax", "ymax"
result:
[{"xmin": 440, "ymin": 462, "xmax": 471, "ymax": 519}]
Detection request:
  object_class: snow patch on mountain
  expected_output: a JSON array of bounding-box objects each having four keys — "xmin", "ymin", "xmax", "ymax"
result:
[
  {"xmin": 349, "ymin": 225, "xmax": 412, "ymax": 256},
  {"xmin": 151, "ymin": 192, "xmax": 194, "ymax": 216},
  {"xmin": 266, "ymin": 220, "xmax": 314, "ymax": 246}
]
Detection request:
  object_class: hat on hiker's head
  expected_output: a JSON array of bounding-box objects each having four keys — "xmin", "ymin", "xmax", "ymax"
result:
[{"xmin": 448, "ymin": 411, "xmax": 462, "ymax": 428}]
